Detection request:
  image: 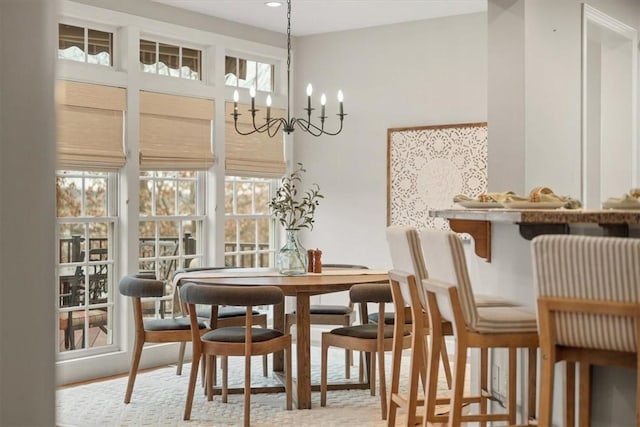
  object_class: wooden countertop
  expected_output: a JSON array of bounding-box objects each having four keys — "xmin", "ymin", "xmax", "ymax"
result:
[{"xmin": 430, "ymin": 208, "xmax": 640, "ymax": 225}]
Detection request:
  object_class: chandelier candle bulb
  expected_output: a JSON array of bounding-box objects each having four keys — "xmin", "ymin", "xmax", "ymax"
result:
[
  {"xmin": 338, "ymin": 90, "xmax": 344, "ymax": 116},
  {"xmin": 266, "ymin": 94, "xmax": 272, "ymax": 121},
  {"xmin": 233, "ymin": 90, "xmax": 239, "ymax": 113},
  {"xmin": 249, "ymin": 86, "xmax": 256, "ymax": 111},
  {"xmin": 306, "ymin": 84, "xmax": 313, "ymax": 111},
  {"xmin": 320, "ymin": 93, "xmax": 326, "ymax": 118}
]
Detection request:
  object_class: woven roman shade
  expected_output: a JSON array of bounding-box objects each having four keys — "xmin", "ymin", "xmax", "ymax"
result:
[
  {"xmin": 139, "ymin": 91, "xmax": 214, "ymax": 170},
  {"xmin": 225, "ymin": 102, "xmax": 286, "ymax": 178},
  {"xmin": 56, "ymin": 81, "xmax": 126, "ymax": 170}
]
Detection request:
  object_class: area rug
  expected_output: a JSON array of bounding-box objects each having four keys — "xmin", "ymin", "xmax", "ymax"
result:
[{"xmin": 56, "ymin": 347, "xmax": 453, "ymax": 426}]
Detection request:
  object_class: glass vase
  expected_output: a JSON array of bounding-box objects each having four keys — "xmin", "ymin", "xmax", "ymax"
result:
[{"xmin": 277, "ymin": 229, "xmax": 308, "ymax": 275}]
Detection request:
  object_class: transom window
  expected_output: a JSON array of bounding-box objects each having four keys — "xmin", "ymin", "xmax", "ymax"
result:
[
  {"xmin": 140, "ymin": 39, "xmax": 202, "ymax": 80},
  {"xmin": 56, "ymin": 170, "xmax": 117, "ymax": 357},
  {"xmin": 58, "ymin": 23, "xmax": 113, "ymax": 66},
  {"xmin": 225, "ymin": 55, "xmax": 275, "ymax": 92},
  {"xmin": 224, "ymin": 176, "xmax": 276, "ymax": 268}
]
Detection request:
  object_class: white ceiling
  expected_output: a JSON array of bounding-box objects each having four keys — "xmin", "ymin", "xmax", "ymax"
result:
[{"xmin": 151, "ymin": 0, "xmax": 487, "ymax": 36}]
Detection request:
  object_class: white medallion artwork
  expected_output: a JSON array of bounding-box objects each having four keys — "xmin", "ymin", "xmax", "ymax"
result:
[{"xmin": 387, "ymin": 123, "xmax": 488, "ymax": 230}]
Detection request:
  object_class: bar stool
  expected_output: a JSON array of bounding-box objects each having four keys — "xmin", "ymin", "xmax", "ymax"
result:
[
  {"xmin": 385, "ymin": 225, "xmax": 523, "ymax": 426},
  {"xmin": 386, "ymin": 226, "xmax": 453, "ymax": 426},
  {"xmin": 419, "ymin": 229, "xmax": 539, "ymax": 426},
  {"xmin": 532, "ymin": 234, "xmax": 640, "ymax": 426}
]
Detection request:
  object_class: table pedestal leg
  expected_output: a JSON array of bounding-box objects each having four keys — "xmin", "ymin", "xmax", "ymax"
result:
[
  {"xmin": 296, "ymin": 293, "xmax": 311, "ymax": 409},
  {"xmin": 273, "ymin": 301, "xmax": 285, "ymax": 372}
]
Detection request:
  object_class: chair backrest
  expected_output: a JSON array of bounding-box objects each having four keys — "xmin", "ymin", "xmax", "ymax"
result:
[
  {"xmin": 180, "ymin": 283, "xmax": 283, "ymax": 308},
  {"xmin": 386, "ymin": 226, "xmax": 428, "ymax": 310},
  {"xmin": 349, "ymin": 283, "xmax": 392, "ymax": 304},
  {"xmin": 532, "ymin": 234, "xmax": 640, "ymax": 353},
  {"xmin": 119, "ymin": 274, "xmax": 164, "ymax": 298},
  {"xmin": 419, "ymin": 229, "xmax": 478, "ymax": 327}
]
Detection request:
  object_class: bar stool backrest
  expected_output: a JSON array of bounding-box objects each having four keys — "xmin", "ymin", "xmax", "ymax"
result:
[
  {"xmin": 419, "ymin": 229, "xmax": 479, "ymax": 328},
  {"xmin": 532, "ymin": 234, "xmax": 640, "ymax": 353},
  {"xmin": 386, "ymin": 226, "xmax": 428, "ymax": 310}
]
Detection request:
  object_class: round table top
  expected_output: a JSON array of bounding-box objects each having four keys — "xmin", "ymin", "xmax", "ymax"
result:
[{"xmin": 178, "ymin": 269, "xmax": 389, "ymax": 296}]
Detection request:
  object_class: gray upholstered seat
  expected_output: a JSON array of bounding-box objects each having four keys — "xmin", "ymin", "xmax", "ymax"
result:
[
  {"xmin": 202, "ymin": 326, "xmax": 283, "ymax": 343},
  {"xmin": 144, "ymin": 317, "xmax": 205, "ymax": 331}
]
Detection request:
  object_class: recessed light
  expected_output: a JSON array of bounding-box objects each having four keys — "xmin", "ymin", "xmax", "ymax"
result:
[{"xmin": 265, "ymin": 1, "xmax": 283, "ymax": 7}]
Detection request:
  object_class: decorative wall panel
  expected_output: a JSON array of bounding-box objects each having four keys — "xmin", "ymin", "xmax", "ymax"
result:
[{"xmin": 387, "ymin": 122, "xmax": 488, "ymax": 230}]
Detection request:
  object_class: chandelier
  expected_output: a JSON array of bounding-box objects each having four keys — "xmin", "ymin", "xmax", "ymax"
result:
[{"xmin": 231, "ymin": 0, "xmax": 346, "ymax": 137}]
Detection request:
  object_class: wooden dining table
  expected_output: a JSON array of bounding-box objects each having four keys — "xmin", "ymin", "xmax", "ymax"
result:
[{"xmin": 173, "ymin": 267, "xmax": 389, "ymax": 409}]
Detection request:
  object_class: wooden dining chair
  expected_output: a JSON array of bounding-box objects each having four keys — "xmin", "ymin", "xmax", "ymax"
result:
[
  {"xmin": 285, "ymin": 263, "xmax": 365, "ymax": 379},
  {"xmin": 532, "ymin": 234, "xmax": 640, "ymax": 426},
  {"xmin": 181, "ymin": 282, "xmax": 292, "ymax": 427},
  {"xmin": 320, "ymin": 282, "xmax": 412, "ymax": 420},
  {"xmin": 419, "ymin": 229, "xmax": 539, "ymax": 426},
  {"xmin": 118, "ymin": 273, "xmax": 208, "ymax": 404},
  {"xmin": 174, "ymin": 267, "xmax": 268, "ymax": 380}
]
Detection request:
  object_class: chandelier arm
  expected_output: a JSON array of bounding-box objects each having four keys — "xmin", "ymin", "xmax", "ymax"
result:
[
  {"xmin": 267, "ymin": 118, "xmax": 286, "ymax": 137},
  {"xmin": 234, "ymin": 116, "xmax": 288, "ymax": 136},
  {"xmin": 292, "ymin": 117, "xmax": 344, "ymax": 137}
]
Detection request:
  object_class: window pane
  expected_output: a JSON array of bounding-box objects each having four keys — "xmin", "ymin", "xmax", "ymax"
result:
[
  {"xmin": 86, "ymin": 222, "xmax": 109, "ymax": 303},
  {"xmin": 239, "ymin": 219, "xmax": 256, "ymax": 245},
  {"xmin": 58, "ymin": 223, "xmax": 85, "ymax": 263},
  {"xmin": 224, "ymin": 181, "xmax": 234, "ymax": 214},
  {"xmin": 56, "ymin": 175, "xmax": 82, "ymax": 217},
  {"xmin": 238, "ymin": 59, "xmax": 256, "ymax": 89},
  {"xmin": 140, "ymin": 39, "xmax": 156, "ymax": 73},
  {"xmin": 58, "ymin": 24, "xmax": 85, "ymax": 62},
  {"xmin": 182, "ymin": 47, "xmax": 201, "ymax": 80},
  {"xmin": 155, "ymin": 180, "xmax": 176, "ymax": 216},
  {"xmin": 158, "ymin": 43, "xmax": 180, "ymax": 77},
  {"xmin": 254, "ymin": 181, "xmax": 270, "ymax": 214},
  {"xmin": 182, "ymin": 220, "xmax": 198, "ymax": 257},
  {"xmin": 88, "ymin": 307, "xmax": 112, "ymax": 348},
  {"xmin": 257, "ymin": 218, "xmax": 270, "ymax": 246},
  {"xmin": 139, "ymin": 179, "xmax": 153, "ymax": 216},
  {"xmin": 225, "ymin": 219, "xmax": 237, "ymax": 253},
  {"xmin": 178, "ymin": 180, "xmax": 196, "ymax": 216},
  {"xmin": 85, "ymin": 177, "xmax": 107, "ymax": 217},
  {"xmin": 257, "ymin": 62, "xmax": 273, "ymax": 92},
  {"xmin": 236, "ymin": 181, "xmax": 253, "ymax": 214},
  {"xmin": 139, "ymin": 221, "xmax": 156, "ymax": 258},
  {"xmin": 87, "ymin": 29, "xmax": 112, "ymax": 66},
  {"xmin": 225, "ymin": 56, "xmax": 238, "ymax": 86}
]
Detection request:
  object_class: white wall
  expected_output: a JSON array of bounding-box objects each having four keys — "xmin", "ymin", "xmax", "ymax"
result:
[
  {"xmin": 293, "ymin": 13, "xmax": 488, "ymax": 270},
  {"xmin": 488, "ymin": 0, "xmax": 640, "ymax": 197},
  {"xmin": 0, "ymin": 0, "xmax": 57, "ymax": 425}
]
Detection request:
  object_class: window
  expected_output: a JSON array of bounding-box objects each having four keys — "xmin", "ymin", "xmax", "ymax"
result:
[
  {"xmin": 224, "ymin": 176, "xmax": 276, "ymax": 268},
  {"xmin": 225, "ymin": 55, "xmax": 275, "ymax": 92},
  {"xmin": 139, "ymin": 171, "xmax": 205, "ymax": 316},
  {"xmin": 56, "ymin": 170, "xmax": 117, "ymax": 356},
  {"xmin": 58, "ymin": 23, "xmax": 113, "ymax": 66},
  {"xmin": 140, "ymin": 39, "xmax": 202, "ymax": 80}
]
